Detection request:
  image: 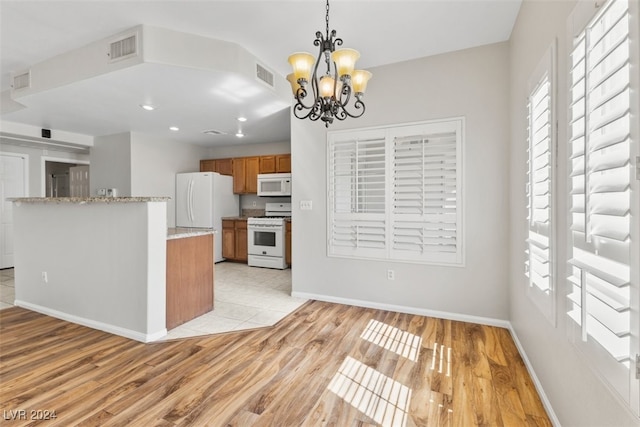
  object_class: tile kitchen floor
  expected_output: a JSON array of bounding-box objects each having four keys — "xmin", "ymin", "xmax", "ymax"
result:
[
  {"xmin": 0, "ymin": 263, "xmax": 307, "ymax": 340},
  {"xmin": 0, "ymin": 268, "xmax": 14, "ymax": 311},
  {"xmin": 163, "ymin": 261, "xmax": 307, "ymax": 340}
]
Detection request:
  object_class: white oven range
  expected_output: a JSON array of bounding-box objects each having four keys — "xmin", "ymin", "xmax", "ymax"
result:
[{"xmin": 247, "ymin": 203, "xmax": 291, "ymax": 270}]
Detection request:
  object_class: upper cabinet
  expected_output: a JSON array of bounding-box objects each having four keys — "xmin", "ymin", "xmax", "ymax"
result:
[
  {"xmin": 232, "ymin": 157, "xmax": 259, "ymax": 194},
  {"xmin": 259, "ymin": 154, "xmax": 291, "ymax": 173},
  {"xmin": 201, "ymin": 153, "xmax": 290, "ymax": 194},
  {"xmin": 200, "ymin": 158, "xmax": 233, "ymax": 176},
  {"xmin": 276, "ymin": 154, "xmax": 291, "ymax": 173}
]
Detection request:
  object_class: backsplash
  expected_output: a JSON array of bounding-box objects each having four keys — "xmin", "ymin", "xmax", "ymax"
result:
[{"xmin": 239, "ymin": 194, "xmax": 291, "ymax": 210}]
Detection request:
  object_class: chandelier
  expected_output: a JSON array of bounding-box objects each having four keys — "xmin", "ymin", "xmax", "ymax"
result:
[{"xmin": 287, "ymin": 0, "xmax": 372, "ymax": 127}]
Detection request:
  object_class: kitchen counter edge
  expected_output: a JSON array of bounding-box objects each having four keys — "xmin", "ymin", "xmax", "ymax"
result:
[
  {"xmin": 167, "ymin": 227, "xmax": 216, "ymax": 240},
  {"xmin": 10, "ymin": 197, "xmax": 171, "ymax": 204}
]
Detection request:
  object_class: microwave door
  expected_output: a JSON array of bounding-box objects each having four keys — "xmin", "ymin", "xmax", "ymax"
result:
[{"xmin": 260, "ymin": 180, "xmax": 280, "ymax": 195}]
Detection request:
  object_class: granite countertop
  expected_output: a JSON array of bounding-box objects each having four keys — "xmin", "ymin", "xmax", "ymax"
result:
[
  {"xmin": 10, "ymin": 197, "xmax": 170, "ymax": 204},
  {"xmin": 167, "ymin": 227, "xmax": 217, "ymax": 240},
  {"xmin": 222, "ymin": 216, "xmax": 292, "ymax": 221}
]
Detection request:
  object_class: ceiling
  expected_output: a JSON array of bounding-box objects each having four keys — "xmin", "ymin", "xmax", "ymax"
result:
[{"xmin": 0, "ymin": 0, "xmax": 522, "ymax": 147}]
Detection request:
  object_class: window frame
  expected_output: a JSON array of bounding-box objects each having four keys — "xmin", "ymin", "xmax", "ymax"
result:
[{"xmin": 525, "ymin": 40, "xmax": 557, "ymax": 326}]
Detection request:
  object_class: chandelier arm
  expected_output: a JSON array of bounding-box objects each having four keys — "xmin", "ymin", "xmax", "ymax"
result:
[
  {"xmin": 293, "ymin": 98, "xmax": 323, "ymax": 121},
  {"xmin": 336, "ymin": 98, "xmax": 366, "ymax": 120}
]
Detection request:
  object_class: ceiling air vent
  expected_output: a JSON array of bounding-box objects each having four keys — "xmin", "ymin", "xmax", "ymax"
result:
[
  {"xmin": 202, "ymin": 129, "xmax": 227, "ymax": 136},
  {"xmin": 109, "ymin": 34, "xmax": 137, "ymax": 62},
  {"xmin": 12, "ymin": 71, "xmax": 30, "ymax": 90},
  {"xmin": 255, "ymin": 63, "xmax": 274, "ymax": 89}
]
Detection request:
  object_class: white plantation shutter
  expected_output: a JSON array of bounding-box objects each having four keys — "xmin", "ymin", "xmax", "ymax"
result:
[
  {"xmin": 391, "ymin": 121, "xmax": 463, "ymax": 264},
  {"xmin": 567, "ymin": 0, "xmax": 637, "ymax": 410},
  {"xmin": 525, "ymin": 42, "xmax": 556, "ymax": 323},
  {"xmin": 328, "ymin": 119, "xmax": 464, "ymax": 265},
  {"xmin": 329, "ymin": 132, "xmax": 387, "ymax": 259}
]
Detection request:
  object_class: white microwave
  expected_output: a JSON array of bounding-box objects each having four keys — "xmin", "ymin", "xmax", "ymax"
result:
[{"xmin": 257, "ymin": 173, "xmax": 292, "ymax": 196}]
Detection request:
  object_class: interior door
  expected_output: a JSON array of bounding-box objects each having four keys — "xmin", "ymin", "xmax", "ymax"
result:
[{"xmin": 0, "ymin": 154, "xmax": 27, "ymax": 269}]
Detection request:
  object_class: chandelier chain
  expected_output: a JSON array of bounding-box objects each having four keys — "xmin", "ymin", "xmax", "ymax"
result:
[{"xmin": 325, "ymin": 0, "xmax": 330, "ymax": 38}]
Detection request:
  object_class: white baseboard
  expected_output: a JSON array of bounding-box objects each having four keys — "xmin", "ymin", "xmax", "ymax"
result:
[
  {"xmin": 507, "ymin": 325, "xmax": 561, "ymax": 426},
  {"xmin": 292, "ymin": 291, "xmax": 511, "ymax": 328},
  {"xmin": 292, "ymin": 291, "xmax": 559, "ymax": 425},
  {"xmin": 15, "ymin": 300, "xmax": 167, "ymax": 343}
]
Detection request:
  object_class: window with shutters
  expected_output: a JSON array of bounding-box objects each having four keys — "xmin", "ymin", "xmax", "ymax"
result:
[
  {"xmin": 567, "ymin": 0, "xmax": 639, "ymax": 414},
  {"xmin": 328, "ymin": 119, "xmax": 464, "ymax": 265},
  {"xmin": 525, "ymin": 42, "xmax": 556, "ymax": 324}
]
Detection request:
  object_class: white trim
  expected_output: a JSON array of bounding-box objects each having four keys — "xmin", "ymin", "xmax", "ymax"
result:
[
  {"xmin": 40, "ymin": 156, "xmax": 90, "ymax": 197},
  {"xmin": 15, "ymin": 300, "xmax": 167, "ymax": 343},
  {"xmin": 508, "ymin": 325, "xmax": 562, "ymax": 427},
  {"xmin": 291, "ymin": 291, "xmax": 509, "ymax": 329}
]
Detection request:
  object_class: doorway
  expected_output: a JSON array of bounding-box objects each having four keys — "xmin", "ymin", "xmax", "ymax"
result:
[{"xmin": 43, "ymin": 160, "xmax": 90, "ymax": 197}]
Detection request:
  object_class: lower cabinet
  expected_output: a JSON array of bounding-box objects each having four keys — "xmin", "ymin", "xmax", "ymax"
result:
[
  {"xmin": 222, "ymin": 219, "xmax": 248, "ymax": 262},
  {"xmin": 166, "ymin": 234, "xmax": 214, "ymax": 330},
  {"xmin": 285, "ymin": 221, "xmax": 292, "ymax": 266}
]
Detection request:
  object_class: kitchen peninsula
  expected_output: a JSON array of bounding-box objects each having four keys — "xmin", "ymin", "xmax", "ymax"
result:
[{"xmin": 11, "ymin": 197, "xmax": 214, "ymax": 342}]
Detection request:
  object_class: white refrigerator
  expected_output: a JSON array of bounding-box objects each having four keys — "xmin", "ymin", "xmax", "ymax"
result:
[{"xmin": 176, "ymin": 172, "xmax": 239, "ymax": 262}]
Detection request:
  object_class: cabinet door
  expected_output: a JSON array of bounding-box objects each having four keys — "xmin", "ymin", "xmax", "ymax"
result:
[
  {"xmin": 245, "ymin": 157, "xmax": 260, "ymax": 194},
  {"xmin": 259, "ymin": 156, "xmax": 276, "ymax": 174},
  {"xmin": 235, "ymin": 220, "xmax": 248, "ymax": 261},
  {"xmin": 222, "ymin": 224, "xmax": 235, "ymax": 260},
  {"xmin": 200, "ymin": 160, "xmax": 216, "ymax": 172},
  {"xmin": 215, "ymin": 158, "xmax": 233, "ymax": 176},
  {"xmin": 276, "ymin": 154, "xmax": 291, "ymax": 173},
  {"xmin": 285, "ymin": 221, "xmax": 292, "ymax": 266},
  {"xmin": 232, "ymin": 158, "xmax": 246, "ymax": 194}
]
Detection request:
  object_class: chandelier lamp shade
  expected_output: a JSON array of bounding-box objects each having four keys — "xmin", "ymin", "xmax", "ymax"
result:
[{"xmin": 287, "ymin": 0, "xmax": 372, "ymax": 127}]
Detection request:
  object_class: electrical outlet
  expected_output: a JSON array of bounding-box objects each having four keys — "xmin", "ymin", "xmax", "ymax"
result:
[
  {"xmin": 387, "ymin": 269, "xmax": 395, "ymax": 280},
  {"xmin": 41, "ymin": 272, "xmax": 48, "ymax": 283},
  {"xmin": 252, "ymin": 201, "xmax": 257, "ymax": 207}
]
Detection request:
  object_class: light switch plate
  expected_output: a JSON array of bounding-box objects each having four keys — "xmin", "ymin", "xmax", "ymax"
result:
[{"xmin": 300, "ymin": 200, "xmax": 313, "ymax": 210}]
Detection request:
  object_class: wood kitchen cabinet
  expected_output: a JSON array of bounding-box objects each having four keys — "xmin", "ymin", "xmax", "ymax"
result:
[
  {"xmin": 259, "ymin": 156, "xmax": 276, "ymax": 174},
  {"xmin": 285, "ymin": 220, "xmax": 292, "ymax": 266},
  {"xmin": 259, "ymin": 154, "xmax": 291, "ymax": 174},
  {"xmin": 166, "ymin": 234, "xmax": 213, "ymax": 330},
  {"xmin": 214, "ymin": 158, "xmax": 233, "ymax": 176},
  {"xmin": 201, "ymin": 153, "xmax": 287, "ymax": 193},
  {"xmin": 232, "ymin": 157, "xmax": 259, "ymax": 194},
  {"xmin": 200, "ymin": 159, "xmax": 215, "ymax": 172},
  {"xmin": 222, "ymin": 219, "xmax": 248, "ymax": 262},
  {"xmin": 200, "ymin": 158, "xmax": 233, "ymax": 176},
  {"xmin": 276, "ymin": 154, "xmax": 291, "ymax": 173}
]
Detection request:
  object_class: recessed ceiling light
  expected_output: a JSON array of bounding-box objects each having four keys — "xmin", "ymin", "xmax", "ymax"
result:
[
  {"xmin": 237, "ymin": 116, "xmax": 247, "ymax": 122},
  {"xmin": 169, "ymin": 126, "xmax": 179, "ymax": 131},
  {"xmin": 140, "ymin": 104, "xmax": 155, "ymax": 111},
  {"xmin": 235, "ymin": 132, "xmax": 244, "ymax": 138}
]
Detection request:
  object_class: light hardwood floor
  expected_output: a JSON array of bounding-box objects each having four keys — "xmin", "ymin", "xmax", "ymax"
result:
[{"xmin": 0, "ymin": 301, "xmax": 551, "ymax": 426}]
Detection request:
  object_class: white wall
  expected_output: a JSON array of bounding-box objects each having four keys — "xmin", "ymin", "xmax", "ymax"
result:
[
  {"xmin": 13, "ymin": 200, "xmax": 167, "ymax": 342},
  {"xmin": 89, "ymin": 132, "xmax": 209, "ymax": 226},
  {"xmin": 291, "ymin": 42, "xmax": 511, "ymax": 322},
  {"xmin": 90, "ymin": 132, "xmax": 132, "ymax": 196},
  {"xmin": 0, "ymin": 141, "xmax": 89, "ymax": 196},
  {"xmin": 130, "ymin": 132, "xmax": 209, "ymax": 227},
  {"xmin": 207, "ymin": 141, "xmax": 290, "ymax": 159},
  {"xmin": 508, "ymin": 1, "xmax": 638, "ymax": 425}
]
